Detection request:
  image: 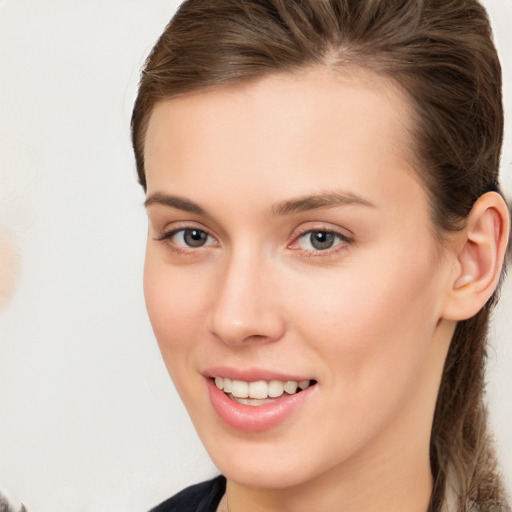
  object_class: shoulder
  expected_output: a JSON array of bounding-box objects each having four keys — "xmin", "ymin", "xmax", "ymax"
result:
[{"xmin": 148, "ymin": 476, "xmax": 226, "ymax": 512}]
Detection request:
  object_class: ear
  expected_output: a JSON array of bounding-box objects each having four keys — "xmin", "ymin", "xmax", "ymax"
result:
[{"xmin": 442, "ymin": 192, "xmax": 510, "ymax": 321}]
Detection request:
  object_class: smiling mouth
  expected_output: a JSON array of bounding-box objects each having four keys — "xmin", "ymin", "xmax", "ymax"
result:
[{"xmin": 214, "ymin": 377, "xmax": 317, "ymax": 406}]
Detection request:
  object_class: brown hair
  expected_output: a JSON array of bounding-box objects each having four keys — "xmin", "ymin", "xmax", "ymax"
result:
[{"xmin": 131, "ymin": 1, "xmax": 510, "ymax": 510}]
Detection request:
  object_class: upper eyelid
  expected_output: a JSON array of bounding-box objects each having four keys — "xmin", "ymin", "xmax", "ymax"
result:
[
  {"xmin": 290, "ymin": 223, "xmax": 354, "ymax": 241},
  {"xmin": 297, "ymin": 228, "xmax": 350, "ymax": 238},
  {"xmin": 157, "ymin": 226, "xmax": 217, "ymax": 243},
  {"xmin": 154, "ymin": 220, "xmax": 215, "ymax": 237}
]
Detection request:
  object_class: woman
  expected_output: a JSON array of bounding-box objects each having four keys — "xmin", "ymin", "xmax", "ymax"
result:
[{"xmin": 131, "ymin": 1, "xmax": 511, "ymax": 511}]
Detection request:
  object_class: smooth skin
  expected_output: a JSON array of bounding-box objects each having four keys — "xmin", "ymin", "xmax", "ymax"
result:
[{"xmin": 142, "ymin": 67, "xmax": 509, "ymax": 512}]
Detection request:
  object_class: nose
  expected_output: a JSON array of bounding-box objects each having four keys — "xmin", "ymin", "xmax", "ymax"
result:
[{"xmin": 207, "ymin": 248, "xmax": 286, "ymax": 347}]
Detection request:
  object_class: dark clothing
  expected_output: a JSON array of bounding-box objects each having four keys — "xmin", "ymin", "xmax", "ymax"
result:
[{"xmin": 149, "ymin": 476, "xmax": 226, "ymax": 512}]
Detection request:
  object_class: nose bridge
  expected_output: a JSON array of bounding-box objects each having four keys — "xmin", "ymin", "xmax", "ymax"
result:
[{"xmin": 208, "ymin": 242, "xmax": 284, "ymax": 346}]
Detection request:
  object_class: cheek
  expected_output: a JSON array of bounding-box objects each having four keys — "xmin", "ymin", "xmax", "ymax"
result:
[
  {"xmin": 143, "ymin": 254, "xmax": 206, "ymax": 356},
  {"xmin": 143, "ymin": 254, "xmax": 213, "ymax": 407},
  {"xmin": 278, "ymin": 253, "xmax": 445, "ymax": 462},
  {"xmin": 289, "ymin": 248, "xmax": 442, "ymax": 386}
]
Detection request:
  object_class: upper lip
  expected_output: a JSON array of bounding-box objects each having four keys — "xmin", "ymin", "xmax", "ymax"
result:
[{"xmin": 202, "ymin": 366, "xmax": 314, "ymax": 383}]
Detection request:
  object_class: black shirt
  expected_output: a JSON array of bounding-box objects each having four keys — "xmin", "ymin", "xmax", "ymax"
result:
[{"xmin": 149, "ymin": 476, "xmax": 226, "ymax": 512}]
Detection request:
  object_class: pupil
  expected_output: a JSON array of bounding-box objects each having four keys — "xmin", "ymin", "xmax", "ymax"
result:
[
  {"xmin": 311, "ymin": 231, "xmax": 334, "ymax": 250},
  {"xmin": 184, "ymin": 229, "xmax": 207, "ymax": 247}
]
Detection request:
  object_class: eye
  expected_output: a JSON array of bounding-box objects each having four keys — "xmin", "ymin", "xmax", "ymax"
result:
[
  {"xmin": 173, "ymin": 228, "xmax": 210, "ymax": 247},
  {"xmin": 296, "ymin": 230, "xmax": 348, "ymax": 251},
  {"xmin": 157, "ymin": 227, "xmax": 217, "ymax": 250}
]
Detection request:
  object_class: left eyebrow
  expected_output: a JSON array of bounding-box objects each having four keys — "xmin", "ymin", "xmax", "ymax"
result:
[
  {"xmin": 271, "ymin": 191, "xmax": 376, "ymax": 216},
  {"xmin": 144, "ymin": 193, "xmax": 207, "ymax": 215}
]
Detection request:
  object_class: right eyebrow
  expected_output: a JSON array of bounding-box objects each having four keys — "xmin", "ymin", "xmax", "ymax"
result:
[
  {"xmin": 144, "ymin": 193, "xmax": 207, "ymax": 215},
  {"xmin": 271, "ymin": 190, "xmax": 376, "ymax": 216}
]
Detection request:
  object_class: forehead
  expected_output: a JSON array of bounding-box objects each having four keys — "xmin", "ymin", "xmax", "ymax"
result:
[
  {"xmin": 143, "ymin": 66, "xmax": 421, "ymax": 209},
  {"xmin": 145, "ymin": 67, "xmax": 414, "ymax": 158}
]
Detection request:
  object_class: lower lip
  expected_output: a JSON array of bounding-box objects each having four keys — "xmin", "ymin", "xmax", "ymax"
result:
[{"xmin": 206, "ymin": 378, "xmax": 316, "ymax": 432}]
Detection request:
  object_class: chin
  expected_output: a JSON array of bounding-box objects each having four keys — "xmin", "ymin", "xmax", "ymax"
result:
[
  {"xmin": 195, "ymin": 422, "xmax": 355, "ymax": 492},
  {"xmin": 217, "ymin": 455, "xmax": 320, "ymax": 490}
]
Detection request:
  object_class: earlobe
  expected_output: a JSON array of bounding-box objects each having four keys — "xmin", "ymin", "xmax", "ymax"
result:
[{"xmin": 442, "ymin": 192, "xmax": 510, "ymax": 321}]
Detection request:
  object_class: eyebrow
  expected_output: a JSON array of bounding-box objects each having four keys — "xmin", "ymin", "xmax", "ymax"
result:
[
  {"xmin": 271, "ymin": 191, "xmax": 376, "ymax": 216},
  {"xmin": 144, "ymin": 190, "xmax": 376, "ymax": 216},
  {"xmin": 145, "ymin": 193, "xmax": 207, "ymax": 215}
]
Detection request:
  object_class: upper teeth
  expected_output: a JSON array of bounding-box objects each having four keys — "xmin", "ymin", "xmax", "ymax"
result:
[{"xmin": 215, "ymin": 377, "xmax": 311, "ymax": 399}]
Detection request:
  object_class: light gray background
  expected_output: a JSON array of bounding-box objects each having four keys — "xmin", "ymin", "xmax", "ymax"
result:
[{"xmin": 0, "ymin": 1, "xmax": 510, "ymax": 511}]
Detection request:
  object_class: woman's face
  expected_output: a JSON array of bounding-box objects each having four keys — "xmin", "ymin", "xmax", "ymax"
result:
[{"xmin": 143, "ymin": 68, "xmax": 456, "ymax": 490}]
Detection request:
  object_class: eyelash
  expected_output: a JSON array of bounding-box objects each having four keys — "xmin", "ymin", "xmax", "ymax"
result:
[
  {"xmin": 155, "ymin": 227, "xmax": 218, "ymax": 255},
  {"xmin": 155, "ymin": 226, "xmax": 353, "ymax": 257}
]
